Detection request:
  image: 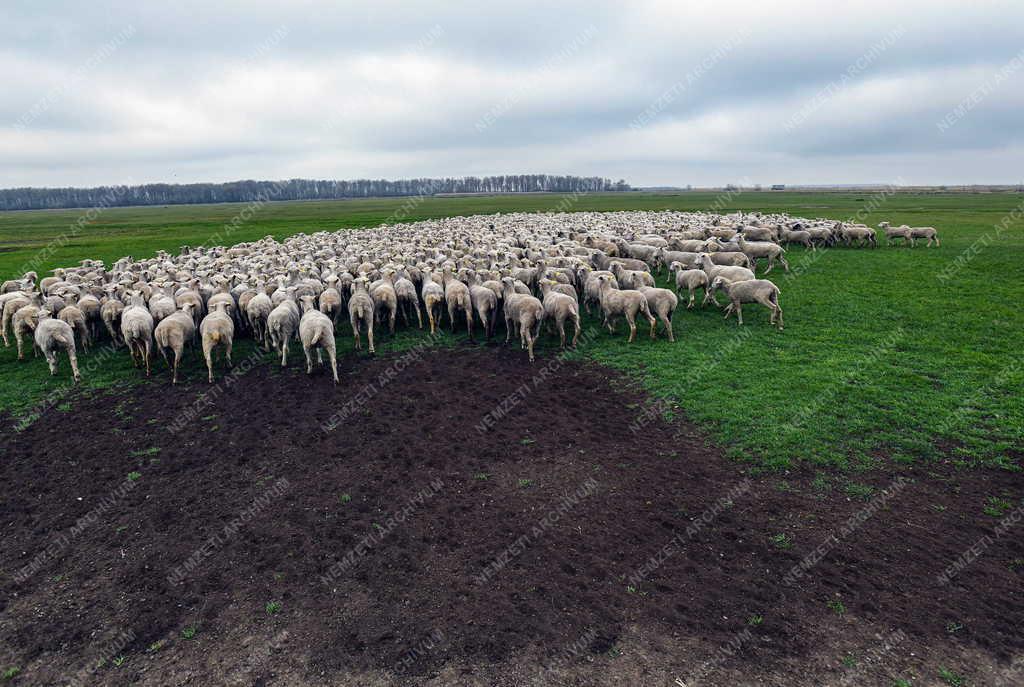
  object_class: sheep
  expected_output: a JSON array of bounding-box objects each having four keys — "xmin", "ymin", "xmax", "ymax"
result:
[
  {"xmin": 33, "ymin": 309, "xmax": 81, "ymax": 382},
  {"xmin": 878, "ymin": 221, "xmax": 913, "ymax": 247},
  {"xmin": 199, "ymin": 301, "xmax": 235, "ymax": 382},
  {"xmin": 121, "ymin": 293, "xmax": 155, "ymax": 376},
  {"xmin": 419, "ymin": 270, "xmax": 445, "ymax": 335},
  {"xmin": 57, "ymin": 294, "xmax": 91, "ymax": 352},
  {"xmin": 500, "ymin": 277, "xmax": 544, "ymax": 362},
  {"xmin": 837, "ymin": 223, "xmax": 877, "ymax": 248},
  {"xmin": 101, "ymin": 294, "xmax": 126, "ymax": 345},
  {"xmin": 13, "ymin": 303, "xmax": 42, "ymax": 359},
  {"xmin": 463, "ymin": 269, "xmax": 498, "ymax": 339},
  {"xmin": 670, "ymin": 262, "xmax": 709, "ymax": 309},
  {"xmin": 298, "ymin": 295, "xmax": 338, "ymax": 383},
  {"xmin": 539, "ymin": 279, "xmax": 581, "ymax": 348},
  {"xmin": 318, "ymin": 276, "xmax": 344, "ymax": 324},
  {"xmin": 349, "ymin": 275, "xmax": 376, "ymax": 354},
  {"xmin": 637, "ymin": 286, "xmax": 678, "ymax": 342},
  {"xmin": 246, "ymin": 290, "xmax": 274, "ymax": 349},
  {"xmin": 735, "ymin": 235, "xmax": 790, "ymax": 273},
  {"xmin": 697, "ymin": 253, "xmax": 756, "ymax": 306},
  {"xmin": 710, "ymin": 277, "xmax": 784, "ymax": 329},
  {"xmin": 595, "ymin": 274, "xmax": 655, "ymax": 343},
  {"xmin": 154, "ymin": 303, "xmax": 197, "ymax": 384},
  {"xmin": 779, "ymin": 225, "xmax": 815, "ymax": 251},
  {"xmin": 1, "ymin": 271, "xmax": 36, "ymax": 294},
  {"xmin": 577, "ymin": 267, "xmax": 617, "ymax": 315},
  {"xmin": 370, "ymin": 268, "xmax": 399, "ymax": 336},
  {"xmin": 655, "ymin": 249, "xmax": 700, "ymax": 273},
  {"xmin": 267, "ymin": 295, "xmax": 301, "ymax": 366},
  {"xmin": 441, "ymin": 266, "xmax": 473, "ymax": 338},
  {"xmin": 590, "ymin": 251, "xmax": 648, "ymax": 273},
  {"xmin": 610, "ymin": 262, "xmax": 655, "ymax": 290},
  {"xmin": 2, "ymin": 292, "xmax": 35, "ymax": 347},
  {"xmin": 908, "ymin": 225, "xmax": 940, "ymax": 247},
  {"xmin": 392, "ymin": 269, "xmax": 423, "ymax": 329}
]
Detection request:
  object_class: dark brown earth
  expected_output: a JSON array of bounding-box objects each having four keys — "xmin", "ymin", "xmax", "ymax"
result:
[{"xmin": 1, "ymin": 345, "xmax": 1022, "ymax": 686}]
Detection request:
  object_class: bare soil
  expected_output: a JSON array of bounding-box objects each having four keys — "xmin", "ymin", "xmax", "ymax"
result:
[{"xmin": 1, "ymin": 345, "xmax": 1022, "ymax": 686}]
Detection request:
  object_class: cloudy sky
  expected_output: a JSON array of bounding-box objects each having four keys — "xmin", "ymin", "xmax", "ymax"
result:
[{"xmin": 2, "ymin": 0, "xmax": 1023, "ymax": 188}]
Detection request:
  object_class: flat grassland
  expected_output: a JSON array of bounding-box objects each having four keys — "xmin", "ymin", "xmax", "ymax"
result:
[{"xmin": 1, "ymin": 191, "xmax": 1022, "ymax": 471}]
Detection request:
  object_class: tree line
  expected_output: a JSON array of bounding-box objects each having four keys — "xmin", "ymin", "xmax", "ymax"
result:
[{"xmin": 0, "ymin": 175, "xmax": 630, "ymax": 211}]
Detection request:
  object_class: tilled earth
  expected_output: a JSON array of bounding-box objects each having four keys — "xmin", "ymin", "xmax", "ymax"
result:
[{"xmin": 1, "ymin": 345, "xmax": 1022, "ymax": 686}]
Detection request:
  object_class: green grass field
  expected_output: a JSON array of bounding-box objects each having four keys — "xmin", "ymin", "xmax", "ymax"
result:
[{"xmin": 2, "ymin": 191, "xmax": 1022, "ymax": 471}]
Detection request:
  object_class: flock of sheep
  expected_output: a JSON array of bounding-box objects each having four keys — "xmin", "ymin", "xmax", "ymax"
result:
[{"xmin": 0, "ymin": 211, "xmax": 939, "ymax": 385}]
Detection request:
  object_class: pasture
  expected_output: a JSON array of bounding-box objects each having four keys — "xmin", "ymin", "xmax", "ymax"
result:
[{"xmin": 1, "ymin": 191, "xmax": 1023, "ymax": 686}]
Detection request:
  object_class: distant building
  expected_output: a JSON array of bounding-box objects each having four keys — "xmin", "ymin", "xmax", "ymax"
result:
[{"xmin": 771, "ymin": 184, "xmax": 786, "ymax": 191}]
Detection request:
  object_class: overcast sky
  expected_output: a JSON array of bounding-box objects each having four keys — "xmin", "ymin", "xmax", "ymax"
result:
[{"xmin": 2, "ymin": 0, "xmax": 1023, "ymax": 188}]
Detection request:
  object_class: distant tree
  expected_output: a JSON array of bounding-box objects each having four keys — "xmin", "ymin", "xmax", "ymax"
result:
[{"xmin": 0, "ymin": 175, "xmax": 631, "ymax": 211}]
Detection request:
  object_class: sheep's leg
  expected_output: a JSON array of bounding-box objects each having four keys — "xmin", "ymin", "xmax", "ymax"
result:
[
  {"xmin": 68, "ymin": 349, "xmax": 80, "ymax": 383},
  {"xmin": 304, "ymin": 344, "xmax": 314, "ymax": 375},
  {"xmin": 281, "ymin": 338, "xmax": 288, "ymax": 367},
  {"xmin": 16, "ymin": 332, "xmax": 24, "ymax": 360},
  {"xmin": 328, "ymin": 345, "xmax": 338, "ymax": 383},
  {"xmin": 736, "ymin": 304, "xmax": 744, "ymax": 326},
  {"xmin": 525, "ymin": 326, "xmax": 536, "ymax": 362},
  {"xmin": 571, "ymin": 316, "xmax": 580, "ymax": 348},
  {"xmin": 764, "ymin": 258, "xmax": 774, "ymax": 274},
  {"xmin": 317, "ymin": 348, "xmax": 323, "ymax": 366},
  {"xmin": 172, "ymin": 348, "xmax": 181, "ymax": 384},
  {"xmin": 465, "ymin": 306, "xmax": 473, "ymax": 341},
  {"xmin": 627, "ymin": 314, "xmax": 637, "ymax": 343},
  {"xmin": 415, "ymin": 302, "xmax": 423, "ymax": 329},
  {"xmin": 448, "ymin": 303, "xmax": 457, "ymax": 333},
  {"xmin": 776, "ymin": 306, "xmax": 784, "ymax": 330},
  {"xmin": 225, "ymin": 340, "xmax": 233, "ymax": 367},
  {"xmin": 365, "ymin": 316, "xmax": 375, "ymax": 354},
  {"xmin": 557, "ymin": 318, "xmax": 566, "ymax": 348},
  {"xmin": 664, "ymin": 316, "xmax": 675, "ymax": 343},
  {"xmin": 504, "ymin": 315, "xmax": 514, "ymax": 343},
  {"xmin": 203, "ymin": 342, "xmax": 215, "ymax": 383},
  {"xmin": 389, "ymin": 309, "xmax": 396, "ymax": 336},
  {"xmin": 352, "ymin": 320, "xmax": 362, "ymax": 351},
  {"xmin": 45, "ymin": 351, "xmax": 58, "ymax": 375}
]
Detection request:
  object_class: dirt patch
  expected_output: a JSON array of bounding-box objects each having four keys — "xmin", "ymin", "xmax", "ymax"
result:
[{"xmin": 1, "ymin": 345, "xmax": 1022, "ymax": 686}]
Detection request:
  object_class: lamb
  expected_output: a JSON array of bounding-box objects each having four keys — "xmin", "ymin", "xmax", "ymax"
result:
[
  {"xmin": 200, "ymin": 301, "xmax": 235, "ymax": 382},
  {"xmin": 710, "ymin": 277, "xmax": 784, "ymax": 329},
  {"xmin": 298, "ymin": 295, "xmax": 338, "ymax": 383},
  {"xmin": 349, "ymin": 275, "xmax": 376, "ymax": 354},
  {"xmin": 908, "ymin": 225, "xmax": 940, "ymax": 247},
  {"xmin": 121, "ymin": 293, "xmax": 155, "ymax": 376},
  {"xmin": 735, "ymin": 235, "xmax": 790, "ymax": 273},
  {"xmin": 154, "ymin": 303, "xmax": 196, "ymax": 384},
  {"xmin": 500, "ymin": 277, "xmax": 544, "ymax": 362},
  {"xmin": 878, "ymin": 221, "xmax": 912, "ymax": 247},
  {"xmin": 539, "ymin": 279, "xmax": 581, "ymax": 348},
  {"xmin": 669, "ymin": 262, "xmax": 709, "ymax": 309},
  {"xmin": 637, "ymin": 286, "xmax": 678, "ymax": 342},
  {"xmin": 595, "ymin": 274, "xmax": 655, "ymax": 343},
  {"xmin": 33, "ymin": 309, "xmax": 81, "ymax": 382},
  {"xmin": 267, "ymin": 295, "xmax": 301, "ymax": 366}
]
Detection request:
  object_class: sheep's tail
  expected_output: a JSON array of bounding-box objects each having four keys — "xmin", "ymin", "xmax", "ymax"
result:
[
  {"xmin": 210, "ymin": 331, "xmax": 221, "ymax": 344},
  {"xmin": 310, "ymin": 329, "xmax": 323, "ymax": 346},
  {"xmin": 54, "ymin": 332, "xmax": 72, "ymax": 347}
]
